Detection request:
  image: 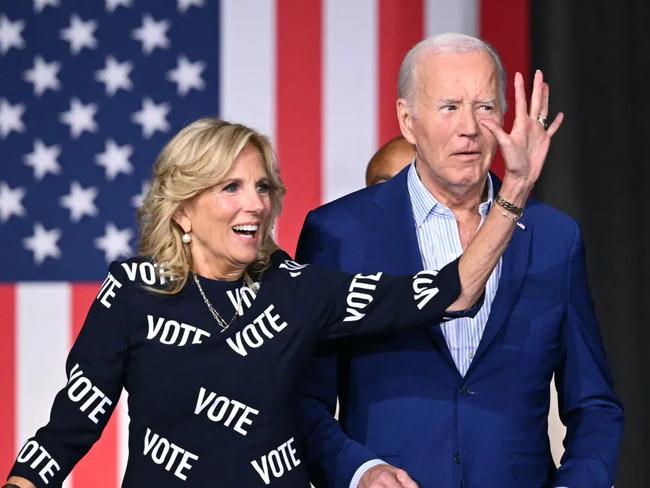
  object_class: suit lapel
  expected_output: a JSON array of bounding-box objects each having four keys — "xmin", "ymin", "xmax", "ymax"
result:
[
  {"xmin": 365, "ymin": 168, "xmax": 422, "ymax": 275},
  {"xmin": 367, "ymin": 169, "xmax": 532, "ymax": 371},
  {"xmin": 467, "ymin": 207, "xmax": 533, "ymax": 374},
  {"xmin": 368, "ymin": 167, "xmax": 457, "ymax": 367}
]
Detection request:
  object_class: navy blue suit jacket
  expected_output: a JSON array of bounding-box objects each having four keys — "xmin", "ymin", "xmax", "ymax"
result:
[{"xmin": 296, "ymin": 167, "xmax": 623, "ymax": 488}]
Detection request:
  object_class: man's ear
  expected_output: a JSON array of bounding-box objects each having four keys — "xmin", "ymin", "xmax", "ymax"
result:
[
  {"xmin": 397, "ymin": 98, "xmax": 416, "ymax": 145},
  {"xmin": 172, "ymin": 206, "xmax": 191, "ymax": 233}
]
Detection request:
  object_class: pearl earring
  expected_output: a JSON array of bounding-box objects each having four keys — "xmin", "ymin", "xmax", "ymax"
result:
[{"xmin": 182, "ymin": 232, "xmax": 191, "ymax": 244}]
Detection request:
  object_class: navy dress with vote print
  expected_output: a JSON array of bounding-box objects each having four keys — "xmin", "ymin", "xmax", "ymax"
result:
[{"xmin": 8, "ymin": 250, "xmax": 463, "ymax": 487}]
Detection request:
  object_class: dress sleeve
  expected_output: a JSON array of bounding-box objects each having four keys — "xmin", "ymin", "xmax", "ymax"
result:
[
  {"xmin": 317, "ymin": 257, "xmax": 464, "ymax": 340},
  {"xmin": 8, "ymin": 261, "xmax": 131, "ymax": 488}
]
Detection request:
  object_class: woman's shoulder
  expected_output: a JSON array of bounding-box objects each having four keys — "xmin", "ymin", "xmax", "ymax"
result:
[
  {"xmin": 267, "ymin": 249, "xmax": 311, "ymax": 280},
  {"xmin": 106, "ymin": 255, "xmax": 173, "ymax": 289},
  {"xmin": 266, "ymin": 249, "xmax": 343, "ymax": 289}
]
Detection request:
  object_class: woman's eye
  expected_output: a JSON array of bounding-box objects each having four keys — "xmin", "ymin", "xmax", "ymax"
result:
[
  {"xmin": 257, "ymin": 182, "xmax": 271, "ymax": 194},
  {"xmin": 223, "ymin": 182, "xmax": 238, "ymax": 192}
]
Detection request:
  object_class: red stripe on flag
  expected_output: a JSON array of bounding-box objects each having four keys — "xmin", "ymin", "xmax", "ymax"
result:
[
  {"xmin": 480, "ymin": 0, "xmax": 531, "ymax": 178},
  {"xmin": 378, "ymin": 0, "xmax": 424, "ymax": 146},
  {"xmin": 0, "ymin": 285, "xmax": 16, "ymax": 475},
  {"xmin": 70, "ymin": 284, "xmax": 119, "ymax": 488},
  {"xmin": 276, "ymin": 0, "xmax": 322, "ymax": 255}
]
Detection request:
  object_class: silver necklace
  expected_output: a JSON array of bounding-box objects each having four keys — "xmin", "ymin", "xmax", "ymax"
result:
[{"xmin": 192, "ymin": 272, "xmax": 241, "ymax": 333}]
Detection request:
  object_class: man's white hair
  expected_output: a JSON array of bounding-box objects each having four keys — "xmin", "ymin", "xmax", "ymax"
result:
[{"xmin": 398, "ymin": 32, "xmax": 507, "ymax": 112}]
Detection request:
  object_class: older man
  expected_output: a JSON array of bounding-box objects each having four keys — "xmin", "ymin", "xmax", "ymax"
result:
[{"xmin": 296, "ymin": 33, "xmax": 622, "ymax": 488}]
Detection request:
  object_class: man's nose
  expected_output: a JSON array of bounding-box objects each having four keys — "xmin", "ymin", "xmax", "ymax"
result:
[{"xmin": 457, "ymin": 107, "xmax": 480, "ymax": 136}]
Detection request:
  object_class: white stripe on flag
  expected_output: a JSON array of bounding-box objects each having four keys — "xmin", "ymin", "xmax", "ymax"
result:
[
  {"xmin": 220, "ymin": 0, "xmax": 276, "ymax": 142},
  {"xmin": 17, "ymin": 283, "xmax": 71, "ymax": 488},
  {"xmin": 323, "ymin": 0, "xmax": 378, "ymax": 202},
  {"xmin": 424, "ymin": 0, "xmax": 478, "ymax": 36}
]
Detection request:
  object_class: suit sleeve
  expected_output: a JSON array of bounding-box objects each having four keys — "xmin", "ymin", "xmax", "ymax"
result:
[
  {"xmin": 8, "ymin": 261, "xmax": 130, "ymax": 488},
  {"xmin": 553, "ymin": 223, "xmax": 624, "ymax": 487}
]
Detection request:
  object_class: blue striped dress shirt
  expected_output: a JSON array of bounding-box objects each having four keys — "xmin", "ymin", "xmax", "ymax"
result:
[{"xmin": 407, "ymin": 163, "xmax": 501, "ymax": 376}]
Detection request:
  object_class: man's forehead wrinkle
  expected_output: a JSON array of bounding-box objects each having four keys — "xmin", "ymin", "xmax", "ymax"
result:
[{"xmin": 419, "ymin": 80, "xmax": 498, "ymax": 106}]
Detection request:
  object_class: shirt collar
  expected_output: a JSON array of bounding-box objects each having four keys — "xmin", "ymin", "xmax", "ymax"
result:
[{"xmin": 407, "ymin": 162, "xmax": 494, "ymax": 228}]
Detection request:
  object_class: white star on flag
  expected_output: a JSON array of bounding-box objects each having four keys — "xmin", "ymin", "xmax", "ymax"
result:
[
  {"xmin": 0, "ymin": 181, "xmax": 26, "ymax": 222},
  {"xmin": 23, "ymin": 223, "xmax": 62, "ymax": 264},
  {"xmin": 177, "ymin": 0, "xmax": 205, "ymax": 13},
  {"xmin": 33, "ymin": 0, "xmax": 60, "ymax": 13},
  {"xmin": 95, "ymin": 222, "xmax": 133, "ymax": 262},
  {"xmin": 167, "ymin": 55, "xmax": 205, "ymax": 96},
  {"xmin": 0, "ymin": 15, "xmax": 25, "ymax": 54},
  {"xmin": 0, "ymin": 98, "xmax": 26, "ymax": 138},
  {"xmin": 60, "ymin": 14, "xmax": 98, "ymax": 54},
  {"xmin": 60, "ymin": 98, "xmax": 98, "ymax": 138},
  {"xmin": 132, "ymin": 15, "xmax": 170, "ymax": 54},
  {"xmin": 24, "ymin": 139, "xmax": 62, "ymax": 180},
  {"xmin": 105, "ymin": 0, "xmax": 132, "ymax": 13},
  {"xmin": 131, "ymin": 180, "xmax": 150, "ymax": 208},
  {"xmin": 95, "ymin": 56, "xmax": 133, "ymax": 96},
  {"xmin": 95, "ymin": 139, "xmax": 134, "ymax": 180},
  {"xmin": 131, "ymin": 98, "xmax": 170, "ymax": 138},
  {"xmin": 59, "ymin": 181, "xmax": 99, "ymax": 222},
  {"xmin": 23, "ymin": 56, "xmax": 62, "ymax": 96}
]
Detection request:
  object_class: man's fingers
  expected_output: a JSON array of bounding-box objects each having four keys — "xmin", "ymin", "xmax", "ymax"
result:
[
  {"xmin": 372, "ymin": 471, "xmax": 402, "ymax": 487},
  {"xmin": 529, "ymin": 69, "xmax": 544, "ymax": 118},
  {"xmin": 360, "ymin": 464, "xmax": 414, "ymax": 488},
  {"xmin": 546, "ymin": 112, "xmax": 564, "ymax": 137},
  {"xmin": 480, "ymin": 118, "xmax": 510, "ymax": 147},
  {"xmin": 513, "ymin": 72, "xmax": 528, "ymax": 122},
  {"xmin": 540, "ymin": 82, "xmax": 550, "ymax": 119},
  {"xmin": 395, "ymin": 469, "xmax": 419, "ymax": 488}
]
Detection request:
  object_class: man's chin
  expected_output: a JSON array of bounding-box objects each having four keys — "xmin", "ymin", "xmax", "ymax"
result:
[{"xmin": 450, "ymin": 166, "xmax": 488, "ymax": 185}]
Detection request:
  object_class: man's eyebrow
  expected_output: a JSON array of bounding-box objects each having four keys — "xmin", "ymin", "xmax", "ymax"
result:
[{"xmin": 435, "ymin": 98, "xmax": 498, "ymax": 105}]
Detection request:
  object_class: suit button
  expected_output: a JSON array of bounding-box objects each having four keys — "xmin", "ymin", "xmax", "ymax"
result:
[
  {"xmin": 459, "ymin": 384, "xmax": 472, "ymax": 395},
  {"xmin": 453, "ymin": 452, "xmax": 461, "ymax": 464}
]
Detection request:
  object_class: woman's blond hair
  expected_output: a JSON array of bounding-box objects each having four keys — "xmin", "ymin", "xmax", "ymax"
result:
[{"xmin": 137, "ymin": 117, "xmax": 286, "ymax": 294}]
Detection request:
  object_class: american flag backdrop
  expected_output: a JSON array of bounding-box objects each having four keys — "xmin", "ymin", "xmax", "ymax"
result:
[{"xmin": 0, "ymin": 0, "xmax": 562, "ymax": 486}]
